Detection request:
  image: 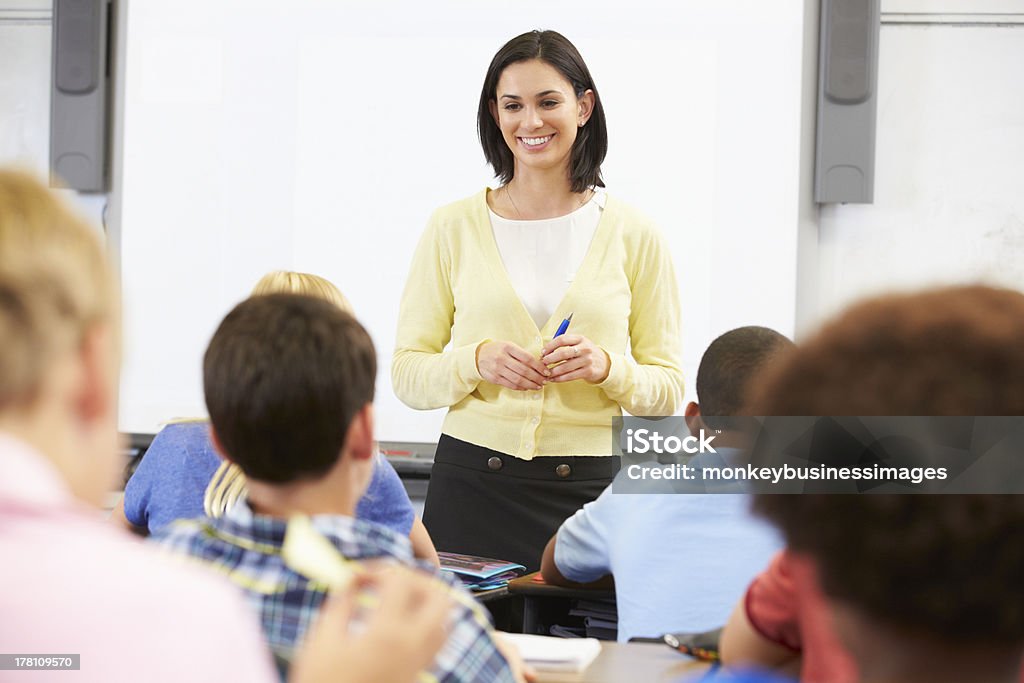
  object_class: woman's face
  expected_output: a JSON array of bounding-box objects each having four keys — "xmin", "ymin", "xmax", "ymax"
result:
[{"xmin": 490, "ymin": 59, "xmax": 594, "ymax": 179}]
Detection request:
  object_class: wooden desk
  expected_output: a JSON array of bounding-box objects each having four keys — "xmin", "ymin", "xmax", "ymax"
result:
[
  {"xmin": 472, "ymin": 585, "xmax": 509, "ymax": 603},
  {"xmin": 507, "ymin": 572, "xmax": 614, "ymax": 600},
  {"xmin": 507, "ymin": 572, "xmax": 615, "ymax": 635},
  {"xmin": 534, "ymin": 642, "xmax": 709, "ymax": 683}
]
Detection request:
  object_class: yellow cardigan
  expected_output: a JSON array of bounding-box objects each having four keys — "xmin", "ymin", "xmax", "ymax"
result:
[{"xmin": 392, "ymin": 189, "xmax": 684, "ymax": 459}]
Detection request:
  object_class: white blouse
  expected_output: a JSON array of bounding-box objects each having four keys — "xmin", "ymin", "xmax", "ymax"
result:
[{"xmin": 489, "ymin": 192, "xmax": 605, "ymax": 330}]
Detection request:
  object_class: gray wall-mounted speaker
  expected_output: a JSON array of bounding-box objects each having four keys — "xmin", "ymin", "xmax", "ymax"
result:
[
  {"xmin": 51, "ymin": 0, "xmax": 110, "ymax": 192},
  {"xmin": 814, "ymin": 0, "xmax": 880, "ymax": 204}
]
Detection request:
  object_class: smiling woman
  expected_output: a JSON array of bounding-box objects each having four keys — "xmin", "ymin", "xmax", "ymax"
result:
[
  {"xmin": 488, "ymin": 58, "xmax": 596, "ymax": 216},
  {"xmin": 392, "ymin": 30, "xmax": 685, "ymax": 570}
]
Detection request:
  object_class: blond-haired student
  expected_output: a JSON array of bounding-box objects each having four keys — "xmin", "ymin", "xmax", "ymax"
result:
[
  {"xmin": 0, "ymin": 169, "xmax": 450, "ymax": 683},
  {"xmin": 251, "ymin": 270, "xmax": 354, "ymax": 307},
  {"xmin": 112, "ymin": 271, "xmax": 439, "ymax": 566}
]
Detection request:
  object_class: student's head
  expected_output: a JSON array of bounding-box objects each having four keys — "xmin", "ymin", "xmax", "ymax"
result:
[
  {"xmin": 751, "ymin": 286, "xmax": 1024, "ymax": 678},
  {"xmin": 0, "ymin": 169, "xmax": 120, "ymax": 506},
  {"xmin": 203, "ymin": 294, "xmax": 376, "ymax": 485},
  {"xmin": 201, "ymin": 272, "xmax": 360, "ymax": 517},
  {"xmin": 478, "ymin": 30, "xmax": 608, "ymax": 193},
  {"xmin": 685, "ymin": 326, "xmax": 793, "ymax": 432},
  {"xmin": 251, "ymin": 270, "xmax": 352, "ymax": 314}
]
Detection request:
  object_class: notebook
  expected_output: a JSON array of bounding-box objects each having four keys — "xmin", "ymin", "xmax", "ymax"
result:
[
  {"xmin": 438, "ymin": 551, "xmax": 526, "ymax": 591},
  {"xmin": 498, "ymin": 633, "xmax": 601, "ymax": 673}
]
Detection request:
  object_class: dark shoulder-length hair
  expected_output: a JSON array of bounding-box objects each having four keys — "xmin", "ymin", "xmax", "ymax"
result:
[{"xmin": 477, "ymin": 30, "xmax": 608, "ymax": 194}]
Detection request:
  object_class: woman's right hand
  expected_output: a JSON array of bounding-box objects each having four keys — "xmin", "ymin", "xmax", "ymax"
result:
[{"xmin": 476, "ymin": 341, "xmax": 551, "ymax": 390}]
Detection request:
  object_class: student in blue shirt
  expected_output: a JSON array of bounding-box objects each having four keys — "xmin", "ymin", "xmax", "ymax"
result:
[
  {"xmin": 540, "ymin": 326, "xmax": 791, "ymax": 641},
  {"xmin": 120, "ymin": 421, "xmax": 418, "ymax": 538}
]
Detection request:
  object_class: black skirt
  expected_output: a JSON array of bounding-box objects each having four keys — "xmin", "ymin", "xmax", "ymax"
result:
[{"xmin": 423, "ymin": 434, "xmax": 619, "ymax": 571}]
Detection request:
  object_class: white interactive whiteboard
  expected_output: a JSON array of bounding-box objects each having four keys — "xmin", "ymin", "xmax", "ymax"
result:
[{"xmin": 113, "ymin": 0, "xmax": 807, "ymax": 440}]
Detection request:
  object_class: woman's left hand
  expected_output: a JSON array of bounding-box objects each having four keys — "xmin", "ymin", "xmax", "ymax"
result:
[{"xmin": 540, "ymin": 334, "xmax": 610, "ymax": 384}]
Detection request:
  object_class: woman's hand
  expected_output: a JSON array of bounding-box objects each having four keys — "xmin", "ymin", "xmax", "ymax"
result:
[
  {"xmin": 477, "ymin": 341, "xmax": 551, "ymax": 390},
  {"xmin": 541, "ymin": 334, "xmax": 610, "ymax": 384}
]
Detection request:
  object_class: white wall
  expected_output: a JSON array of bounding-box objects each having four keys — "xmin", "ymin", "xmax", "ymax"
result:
[
  {"xmin": 0, "ymin": 6, "xmax": 48, "ymax": 170},
  {"xmin": 4, "ymin": 1, "xmax": 1023, "ymax": 437},
  {"xmin": 811, "ymin": 10, "xmax": 1024, "ymax": 327}
]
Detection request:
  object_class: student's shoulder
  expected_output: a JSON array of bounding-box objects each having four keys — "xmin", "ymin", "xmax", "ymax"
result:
[
  {"xmin": 562, "ymin": 475, "xmax": 689, "ymax": 527},
  {"xmin": 44, "ymin": 521, "xmax": 273, "ymax": 679},
  {"xmin": 144, "ymin": 420, "xmax": 215, "ymax": 464},
  {"xmin": 356, "ymin": 469, "xmax": 415, "ymax": 535},
  {"xmin": 149, "ymin": 516, "xmax": 221, "ymax": 556},
  {"xmin": 115, "ymin": 536, "xmax": 276, "ymax": 678},
  {"xmin": 152, "ymin": 419, "xmax": 210, "ymax": 442},
  {"xmin": 93, "ymin": 519, "xmax": 245, "ymax": 611},
  {"xmin": 124, "ymin": 424, "xmax": 213, "ymax": 518}
]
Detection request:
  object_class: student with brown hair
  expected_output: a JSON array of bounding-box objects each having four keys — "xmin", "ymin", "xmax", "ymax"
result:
[
  {"xmin": 154, "ymin": 294, "xmax": 520, "ymax": 682},
  {"xmin": 720, "ymin": 286, "xmax": 1024, "ymax": 683},
  {"xmin": 114, "ymin": 270, "xmax": 438, "ymax": 565}
]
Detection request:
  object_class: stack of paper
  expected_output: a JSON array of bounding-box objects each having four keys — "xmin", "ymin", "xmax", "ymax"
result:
[
  {"xmin": 499, "ymin": 633, "xmax": 602, "ymax": 673},
  {"xmin": 438, "ymin": 551, "xmax": 526, "ymax": 591},
  {"xmin": 570, "ymin": 598, "xmax": 618, "ymax": 640}
]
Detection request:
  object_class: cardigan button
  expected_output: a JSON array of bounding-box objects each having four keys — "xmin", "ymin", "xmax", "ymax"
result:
[
  {"xmin": 487, "ymin": 456, "xmax": 503, "ymax": 471},
  {"xmin": 555, "ymin": 464, "xmax": 572, "ymax": 478}
]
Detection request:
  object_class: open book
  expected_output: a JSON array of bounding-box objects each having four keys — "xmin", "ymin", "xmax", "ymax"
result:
[{"xmin": 498, "ymin": 633, "xmax": 601, "ymax": 673}]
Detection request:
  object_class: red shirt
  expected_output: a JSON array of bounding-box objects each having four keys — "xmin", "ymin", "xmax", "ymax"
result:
[{"xmin": 744, "ymin": 550, "xmax": 857, "ymax": 683}]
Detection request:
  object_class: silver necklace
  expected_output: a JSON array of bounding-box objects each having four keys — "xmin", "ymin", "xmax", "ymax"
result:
[
  {"xmin": 504, "ymin": 184, "xmax": 523, "ymax": 219},
  {"xmin": 504, "ymin": 184, "xmax": 592, "ymax": 219}
]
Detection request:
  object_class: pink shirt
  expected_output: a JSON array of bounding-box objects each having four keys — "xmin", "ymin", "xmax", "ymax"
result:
[{"xmin": 0, "ymin": 433, "xmax": 276, "ymax": 682}]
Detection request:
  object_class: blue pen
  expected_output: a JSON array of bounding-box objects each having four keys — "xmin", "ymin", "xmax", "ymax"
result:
[{"xmin": 554, "ymin": 312, "xmax": 573, "ymax": 337}]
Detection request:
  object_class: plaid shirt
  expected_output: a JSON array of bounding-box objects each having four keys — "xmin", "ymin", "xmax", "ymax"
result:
[{"xmin": 154, "ymin": 502, "xmax": 514, "ymax": 683}]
